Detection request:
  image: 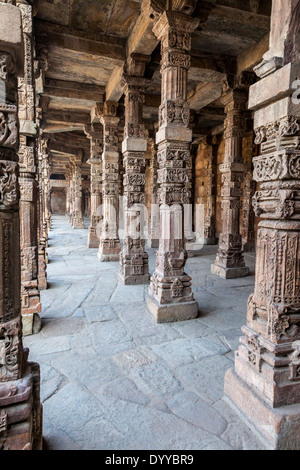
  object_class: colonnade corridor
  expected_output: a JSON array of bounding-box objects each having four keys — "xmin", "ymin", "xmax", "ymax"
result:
[{"xmin": 23, "ymin": 215, "xmax": 261, "ymax": 450}]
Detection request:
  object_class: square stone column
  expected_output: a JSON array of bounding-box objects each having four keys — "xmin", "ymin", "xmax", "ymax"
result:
[
  {"xmin": 211, "ymin": 84, "xmax": 250, "ymax": 279},
  {"xmin": 241, "ymin": 130, "xmax": 257, "ymax": 253},
  {"xmin": 36, "ymin": 141, "xmax": 47, "ymax": 290},
  {"xmin": 146, "ymin": 10, "xmax": 199, "ymax": 323},
  {"xmin": 224, "ymin": 0, "xmax": 300, "ymax": 449},
  {"xmin": 41, "ymin": 150, "xmax": 51, "ymax": 235},
  {"xmin": 70, "ymin": 155, "xmax": 84, "ymax": 229},
  {"xmin": 0, "ymin": 1, "xmax": 42, "ymax": 450},
  {"xmin": 97, "ymin": 102, "xmax": 121, "ymax": 261},
  {"xmin": 18, "ymin": 1, "xmax": 41, "ymax": 336},
  {"xmin": 84, "ymin": 124, "xmax": 103, "ymax": 248},
  {"xmin": 148, "ymin": 135, "xmax": 160, "ymax": 248},
  {"xmin": 119, "ymin": 66, "xmax": 151, "ymax": 285}
]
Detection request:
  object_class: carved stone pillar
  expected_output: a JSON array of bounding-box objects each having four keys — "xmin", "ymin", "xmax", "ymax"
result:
[
  {"xmin": 37, "ymin": 141, "xmax": 47, "ymax": 290},
  {"xmin": 84, "ymin": 124, "xmax": 103, "ymax": 248},
  {"xmin": 71, "ymin": 155, "xmax": 84, "ymax": 229},
  {"xmin": 68, "ymin": 163, "xmax": 75, "ymax": 224},
  {"xmin": 119, "ymin": 69, "xmax": 150, "ymax": 285},
  {"xmin": 0, "ymin": 1, "xmax": 42, "ymax": 450},
  {"xmin": 224, "ymin": 0, "xmax": 300, "ymax": 449},
  {"xmin": 241, "ymin": 131, "xmax": 257, "ymax": 252},
  {"xmin": 211, "ymin": 86, "xmax": 249, "ymax": 279},
  {"xmin": 149, "ymin": 136, "xmax": 159, "ymax": 248},
  {"xmin": 18, "ymin": 1, "xmax": 41, "ymax": 336},
  {"xmin": 98, "ymin": 102, "xmax": 121, "ymax": 262},
  {"xmin": 146, "ymin": 10, "xmax": 199, "ymax": 322},
  {"xmin": 204, "ymin": 137, "xmax": 217, "ymax": 245},
  {"xmin": 65, "ymin": 167, "xmax": 71, "ymax": 220},
  {"xmin": 42, "ymin": 150, "xmax": 51, "ymax": 235}
]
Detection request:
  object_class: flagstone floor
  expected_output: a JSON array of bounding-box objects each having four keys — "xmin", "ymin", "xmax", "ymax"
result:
[{"xmin": 23, "ymin": 215, "xmax": 266, "ymax": 450}]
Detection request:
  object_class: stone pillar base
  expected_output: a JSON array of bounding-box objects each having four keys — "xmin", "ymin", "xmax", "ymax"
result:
[
  {"xmin": 150, "ymin": 239, "xmax": 159, "ymax": 249},
  {"xmin": 97, "ymin": 252, "xmax": 120, "ymax": 262},
  {"xmin": 224, "ymin": 367, "xmax": 300, "ymax": 450},
  {"xmin": 38, "ymin": 277, "xmax": 47, "ymax": 291},
  {"xmin": 146, "ymin": 296, "xmax": 199, "ymax": 323},
  {"xmin": 72, "ymin": 222, "xmax": 85, "ymax": 229},
  {"xmin": 0, "ymin": 364, "xmax": 43, "ymax": 451},
  {"xmin": 87, "ymin": 232, "xmax": 100, "ymax": 249},
  {"xmin": 98, "ymin": 240, "xmax": 121, "ymax": 262},
  {"xmin": 119, "ymin": 272, "xmax": 150, "ymax": 286},
  {"xmin": 242, "ymin": 242, "xmax": 256, "ymax": 253},
  {"xmin": 211, "ymin": 263, "xmax": 249, "ymax": 279},
  {"xmin": 22, "ymin": 313, "xmax": 42, "ymax": 336},
  {"xmin": 203, "ymin": 237, "xmax": 217, "ymax": 245}
]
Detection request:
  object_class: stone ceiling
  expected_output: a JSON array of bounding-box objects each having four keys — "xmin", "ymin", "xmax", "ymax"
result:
[{"xmin": 33, "ymin": 0, "xmax": 272, "ymax": 174}]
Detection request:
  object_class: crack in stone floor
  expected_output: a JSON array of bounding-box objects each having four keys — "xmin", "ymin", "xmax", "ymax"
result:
[{"xmin": 23, "ymin": 215, "xmax": 266, "ymax": 450}]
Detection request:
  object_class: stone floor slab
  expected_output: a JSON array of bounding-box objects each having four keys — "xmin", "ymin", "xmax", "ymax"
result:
[{"xmin": 23, "ymin": 215, "xmax": 265, "ymax": 450}]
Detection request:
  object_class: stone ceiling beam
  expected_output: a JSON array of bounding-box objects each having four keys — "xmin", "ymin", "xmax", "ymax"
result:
[
  {"xmin": 210, "ymin": 3, "xmax": 271, "ymax": 28},
  {"xmin": 126, "ymin": 0, "xmax": 160, "ymax": 57},
  {"xmin": 188, "ymin": 79, "xmax": 225, "ymax": 111},
  {"xmin": 36, "ymin": 20, "xmax": 126, "ymax": 64},
  {"xmin": 44, "ymin": 78, "xmax": 105, "ymax": 102},
  {"xmin": 105, "ymin": 65, "xmax": 125, "ymax": 103},
  {"xmin": 42, "ymin": 124, "xmax": 84, "ymax": 134},
  {"xmin": 43, "ymin": 110, "xmax": 90, "ymax": 127},
  {"xmin": 49, "ymin": 142, "xmax": 89, "ymax": 156}
]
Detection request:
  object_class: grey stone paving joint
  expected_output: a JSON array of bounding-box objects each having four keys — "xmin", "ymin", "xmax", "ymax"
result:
[{"xmin": 23, "ymin": 215, "xmax": 265, "ymax": 450}]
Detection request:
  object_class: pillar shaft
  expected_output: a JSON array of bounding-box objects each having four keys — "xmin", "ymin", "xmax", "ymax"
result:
[
  {"xmin": 71, "ymin": 156, "xmax": 84, "ymax": 229},
  {"xmin": 241, "ymin": 131, "xmax": 257, "ymax": 252},
  {"xmin": 36, "ymin": 140, "xmax": 47, "ymax": 290},
  {"xmin": 211, "ymin": 88, "xmax": 249, "ymax": 279},
  {"xmin": 119, "ymin": 73, "xmax": 150, "ymax": 284},
  {"xmin": 149, "ymin": 137, "xmax": 159, "ymax": 248},
  {"xmin": 0, "ymin": 0, "xmax": 42, "ymax": 449},
  {"xmin": 18, "ymin": 2, "xmax": 41, "ymax": 335},
  {"xmin": 98, "ymin": 103, "xmax": 121, "ymax": 261},
  {"xmin": 204, "ymin": 139, "xmax": 217, "ymax": 244},
  {"xmin": 146, "ymin": 10, "xmax": 199, "ymax": 322},
  {"xmin": 84, "ymin": 124, "xmax": 103, "ymax": 248}
]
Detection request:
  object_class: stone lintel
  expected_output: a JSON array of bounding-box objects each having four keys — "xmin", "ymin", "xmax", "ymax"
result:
[{"xmin": 147, "ymin": 296, "xmax": 199, "ymax": 323}]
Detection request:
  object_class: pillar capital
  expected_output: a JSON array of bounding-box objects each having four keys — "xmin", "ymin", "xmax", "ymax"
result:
[
  {"xmin": 84, "ymin": 123, "xmax": 103, "ymax": 161},
  {"xmin": 152, "ymin": 10, "xmax": 199, "ymax": 43}
]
